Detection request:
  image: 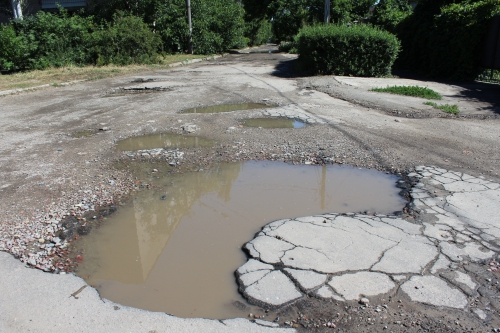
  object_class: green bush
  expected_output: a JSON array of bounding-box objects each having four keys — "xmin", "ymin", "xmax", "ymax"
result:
[
  {"xmin": 4, "ymin": 10, "xmax": 95, "ymax": 70},
  {"xmin": 245, "ymin": 18, "xmax": 273, "ymax": 46},
  {"xmin": 266, "ymin": 0, "xmax": 373, "ymax": 42},
  {"xmin": 396, "ymin": 0, "xmax": 500, "ymax": 80},
  {"xmin": 0, "ymin": 24, "xmax": 34, "ymax": 70},
  {"xmin": 371, "ymin": 0, "xmax": 413, "ymax": 33},
  {"xmin": 296, "ymin": 24, "xmax": 400, "ymax": 76},
  {"xmin": 91, "ymin": 13, "xmax": 162, "ymax": 65},
  {"xmin": 278, "ymin": 40, "xmax": 297, "ymax": 53},
  {"xmin": 156, "ymin": 0, "xmax": 245, "ymax": 54}
]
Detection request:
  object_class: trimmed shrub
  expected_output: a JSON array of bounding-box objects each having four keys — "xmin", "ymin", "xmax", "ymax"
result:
[
  {"xmin": 91, "ymin": 13, "xmax": 162, "ymax": 66},
  {"xmin": 296, "ymin": 24, "xmax": 400, "ymax": 76}
]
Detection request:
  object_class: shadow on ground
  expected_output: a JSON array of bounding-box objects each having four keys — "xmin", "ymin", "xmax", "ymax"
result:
[{"xmin": 394, "ymin": 69, "xmax": 500, "ymax": 115}]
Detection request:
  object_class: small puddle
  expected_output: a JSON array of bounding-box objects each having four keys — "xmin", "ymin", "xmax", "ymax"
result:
[
  {"xmin": 115, "ymin": 133, "xmax": 215, "ymax": 151},
  {"xmin": 73, "ymin": 161, "xmax": 405, "ymax": 319},
  {"xmin": 181, "ymin": 103, "xmax": 272, "ymax": 114},
  {"xmin": 242, "ymin": 118, "xmax": 306, "ymax": 128},
  {"xmin": 72, "ymin": 130, "xmax": 95, "ymax": 138}
]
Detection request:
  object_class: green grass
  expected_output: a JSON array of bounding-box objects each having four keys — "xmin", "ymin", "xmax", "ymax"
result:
[
  {"xmin": 371, "ymin": 85, "xmax": 442, "ymax": 100},
  {"xmin": 423, "ymin": 101, "xmax": 460, "ymax": 114},
  {"xmin": 0, "ymin": 54, "xmax": 209, "ymax": 92}
]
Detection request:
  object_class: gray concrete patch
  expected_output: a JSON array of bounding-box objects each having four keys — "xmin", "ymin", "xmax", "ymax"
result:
[
  {"xmin": 328, "ymin": 272, "xmax": 395, "ymax": 300},
  {"xmin": 371, "ymin": 236, "xmax": 438, "ymax": 274},
  {"xmin": 0, "ymin": 252, "xmax": 292, "ymax": 333},
  {"xmin": 401, "ymin": 276, "xmax": 468, "ymax": 309},
  {"xmin": 236, "ymin": 166, "xmax": 500, "ymax": 315},
  {"xmin": 284, "ymin": 268, "xmax": 328, "ymax": 291},
  {"xmin": 243, "ymin": 271, "xmax": 303, "ymax": 307}
]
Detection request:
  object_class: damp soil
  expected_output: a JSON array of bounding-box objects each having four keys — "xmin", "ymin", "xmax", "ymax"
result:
[
  {"xmin": 181, "ymin": 103, "xmax": 273, "ymax": 114},
  {"xmin": 71, "ymin": 161, "xmax": 405, "ymax": 319},
  {"xmin": 72, "ymin": 130, "xmax": 95, "ymax": 138},
  {"xmin": 115, "ymin": 133, "xmax": 215, "ymax": 151},
  {"xmin": 242, "ymin": 118, "xmax": 306, "ymax": 129}
]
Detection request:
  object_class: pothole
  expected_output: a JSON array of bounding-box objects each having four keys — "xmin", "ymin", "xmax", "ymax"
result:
[
  {"xmin": 103, "ymin": 87, "xmax": 170, "ymax": 97},
  {"xmin": 71, "ymin": 161, "xmax": 406, "ymax": 319},
  {"xmin": 242, "ymin": 118, "xmax": 306, "ymax": 129},
  {"xmin": 181, "ymin": 103, "xmax": 273, "ymax": 114},
  {"xmin": 72, "ymin": 130, "xmax": 95, "ymax": 138},
  {"xmin": 115, "ymin": 133, "xmax": 215, "ymax": 151}
]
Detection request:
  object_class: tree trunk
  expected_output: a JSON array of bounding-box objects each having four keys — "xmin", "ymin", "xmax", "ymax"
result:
[
  {"xmin": 11, "ymin": 0, "xmax": 23, "ymax": 19},
  {"xmin": 324, "ymin": 0, "xmax": 330, "ymax": 23}
]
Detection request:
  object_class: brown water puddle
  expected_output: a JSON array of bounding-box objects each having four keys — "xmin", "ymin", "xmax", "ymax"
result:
[
  {"xmin": 181, "ymin": 103, "xmax": 272, "ymax": 114},
  {"xmin": 115, "ymin": 133, "xmax": 215, "ymax": 151},
  {"xmin": 73, "ymin": 161, "xmax": 405, "ymax": 319},
  {"xmin": 72, "ymin": 130, "xmax": 95, "ymax": 138},
  {"xmin": 242, "ymin": 118, "xmax": 306, "ymax": 128}
]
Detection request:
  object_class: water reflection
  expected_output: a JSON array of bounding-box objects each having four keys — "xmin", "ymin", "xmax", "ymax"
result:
[
  {"xmin": 242, "ymin": 118, "xmax": 306, "ymax": 129},
  {"xmin": 74, "ymin": 162, "xmax": 405, "ymax": 319},
  {"xmin": 181, "ymin": 103, "xmax": 272, "ymax": 114}
]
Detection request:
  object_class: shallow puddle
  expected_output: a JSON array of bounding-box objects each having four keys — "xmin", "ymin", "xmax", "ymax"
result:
[
  {"xmin": 243, "ymin": 118, "xmax": 305, "ymax": 128},
  {"xmin": 74, "ymin": 161, "xmax": 405, "ymax": 319},
  {"xmin": 115, "ymin": 133, "xmax": 214, "ymax": 151},
  {"xmin": 72, "ymin": 130, "xmax": 94, "ymax": 138},
  {"xmin": 181, "ymin": 103, "xmax": 272, "ymax": 114}
]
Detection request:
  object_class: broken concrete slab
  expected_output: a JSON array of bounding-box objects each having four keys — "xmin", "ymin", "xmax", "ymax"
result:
[
  {"xmin": 243, "ymin": 271, "xmax": 303, "ymax": 307},
  {"xmin": 401, "ymin": 276, "xmax": 468, "ymax": 309},
  {"xmin": 371, "ymin": 236, "xmax": 437, "ymax": 274},
  {"xmin": 237, "ymin": 259, "xmax": 274, "ymax": 275},
  {"xmin": 283, "ymin": 268, "xmax": 328, "ymax": 291},
  {"xmin": 440, "ymin": 242, "xmax": 494, "ymax": 262},
  {"xmin": 0, "ymin": 252, "xmax": 291, "ymax": 333},
  {"xmin": 328, "ymin": 272, "xmax": 395, "ymax": 300},
  {"xmin": 316, "ymin": 285, "xmax": 344, "ymax": 301}
]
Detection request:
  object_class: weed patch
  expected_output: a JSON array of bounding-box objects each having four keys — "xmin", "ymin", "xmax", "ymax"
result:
[
  {"xmin": 371, "ymin": 86, "xmax": 442, "ymax": 100},
  {"xmin": 423, "ymin": 101, "xmax": 459, "ymax": 115}
]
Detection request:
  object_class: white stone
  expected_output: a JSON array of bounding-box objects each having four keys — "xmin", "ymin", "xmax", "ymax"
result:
[
  {"xmin": 431, "ymin": 255, "xmax": 451, "ymax": 274},
  {"xmin": 401, "ymin": 276, "xmax": 467, "ymax": 309},
  {"xmin": 247, "ymin": 236, "xmax": 295, "ymax": 264},
  {"xmin": 440, "ymin": 242, "xmax": 494, "ymax": 262},
  {"xmin": 244, "ymin": 271, "xmax": 302, "ymax": 306},
  {"xmin": 454, "ymin": 271, "xmax": 476, "ymax": 290},
  {"xmin": 472, "ymin": 308, "xmax": 487, "ymax": 320},
  {"xmin": 284, "ymin": 268, "xmax": 327, "ymax": 290},
  {"xmin": 443, "ymin": 181, "xmax": 488, "ymax": 192},
  {"xmin": 237, "ymin": 259, "xmax": 274, "ymax": 275},
  {"xmin": 423, "ymin": 223, "xmax": 452, "ymax": 241},
  {"xmin": 328, "ymin": 272, "xmax": 395, "ymax": 300},
  {"xmin": 372, "ymin": 236, "xmax": 438, "ymax": 274},
  {"xmin": 240, "ymin": 270, "xmax": 271, "ymax": 287}
]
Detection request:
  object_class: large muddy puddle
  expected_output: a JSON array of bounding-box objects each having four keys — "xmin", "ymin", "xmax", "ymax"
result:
[
  {"xmin": 116, "ymin": 133, "xmax": 215, "ymax": 151},
  {"xmin": 74, "ymin": 161, "xmax": 405, "ymax": 319},
  {"xmin": 181, "ymin": 103, "xmax": 272, "ymax": 114}
]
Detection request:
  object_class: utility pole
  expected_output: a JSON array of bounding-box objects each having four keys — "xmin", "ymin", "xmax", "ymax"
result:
[
  {"xmin": 11, "ymin": 0, "xmax": 23, "ymax": 19},
  {"xmin": 186, "ymin": 0, "xmax": 193, "ymax": 54},
  {"xmin": 324, "ymin": 0, "xmax": 330, "ymax": 23}
]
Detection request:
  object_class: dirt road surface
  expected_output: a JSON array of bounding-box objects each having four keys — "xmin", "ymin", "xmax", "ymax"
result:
[{"xmin": 1, "ymin": 45, "xmax": 500, "ymax": 332}]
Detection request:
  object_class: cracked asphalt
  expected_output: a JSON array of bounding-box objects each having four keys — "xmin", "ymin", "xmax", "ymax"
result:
[{"xmin": 1, "ymin": 44, "xmax": 500, "ymax": 332}]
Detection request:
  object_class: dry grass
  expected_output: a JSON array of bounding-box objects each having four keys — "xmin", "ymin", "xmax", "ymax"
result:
[{"xmin": 0, "ymin": 54, "xmax": 208, "ymax": 92}]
